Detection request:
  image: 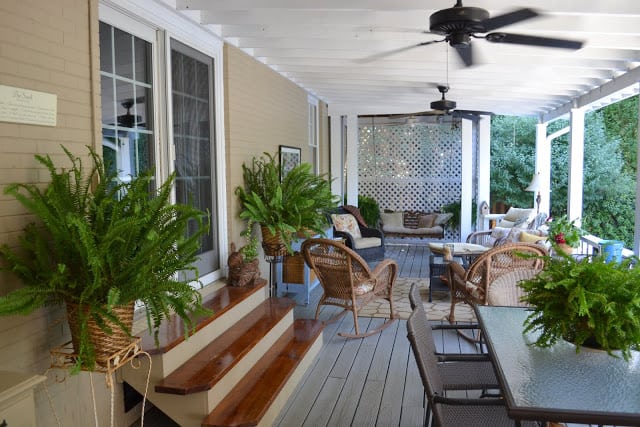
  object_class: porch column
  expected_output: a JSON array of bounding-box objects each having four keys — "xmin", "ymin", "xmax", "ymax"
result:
[
  {"xmin": 345, "ymin": 114, "xmax": 359, "ymax": 206},
  {"xmin": 329, "ymin": 114, "xmax": 344, "ymax": 200},
  {"xmin": 460, "ymin": 118, "xmax": 474, "ymax": 240},
  {"xmin": 477, "ymin": 115, "xmax": 491, "ymax": 228},
  {"xmin": 568, "ymin": 107, "xmax": 585, "ymax": 225},
  {"xmin": 535, "ymin": 121, "xmax": 551, "ymax": 216}
]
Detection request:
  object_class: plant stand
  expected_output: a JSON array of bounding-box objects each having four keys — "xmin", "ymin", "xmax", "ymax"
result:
[
  {"xmin": 48, "ymin": 338, "xmax": 152, "ymax": 427},
  {"xmin": 263, "ymin": 242, "xmax": 285, "ymax": 298}
]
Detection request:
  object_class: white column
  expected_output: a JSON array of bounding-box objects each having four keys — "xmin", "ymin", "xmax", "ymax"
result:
[
  {"xmin": 536, "ymin": 121, "xmax": 550, "ymax": 215},
  {"xmin": 460, "ymin": 118, "xmax": 474, "ymax": 240},
  {"xmin": 477, "ymin": 115, "xmax": 491, "ymax": 229},
  {"xmin": 346, "ymin": 114, "xmax": 359, "ymax": 206},
  {"xmin": 329, "ymin": 114, "xmax": 343, "ymax": 199},
  {"xmin": 568, "ymin": 107, "xmax": 585, "ymax": 225}
]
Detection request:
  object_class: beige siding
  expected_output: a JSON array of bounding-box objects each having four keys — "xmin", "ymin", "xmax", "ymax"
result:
[
  {"xmin": 224, "ymin": 44, "xmax": 311, "ymax": 254},
  {"xmin": 0, "ymin": 1, "xmax": 126, "ymax": 425}
]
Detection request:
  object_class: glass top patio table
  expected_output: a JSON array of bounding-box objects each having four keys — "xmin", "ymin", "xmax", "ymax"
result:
[{"xmin": 475, "ymin": 305, "xmax": 640, "ymax": 426}]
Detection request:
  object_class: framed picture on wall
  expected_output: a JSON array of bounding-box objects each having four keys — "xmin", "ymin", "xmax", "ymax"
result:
[{"xmin": 279, "ymin": 145, "xmax": 301, "ymax": 181}]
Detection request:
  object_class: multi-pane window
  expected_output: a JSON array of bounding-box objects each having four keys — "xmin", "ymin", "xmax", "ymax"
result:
[
  {"xmin": 99, "ymin": 22, "xmax": 154, "ymax": 181},
  {"xmin": 98, "ymin": 20, "xmax": 220, "ymax": 278}
]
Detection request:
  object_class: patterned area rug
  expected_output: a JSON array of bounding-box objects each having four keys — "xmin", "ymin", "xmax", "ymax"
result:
[{"xmin": 359, "ymin": 277, "xmax": 476, "ymax": 322}]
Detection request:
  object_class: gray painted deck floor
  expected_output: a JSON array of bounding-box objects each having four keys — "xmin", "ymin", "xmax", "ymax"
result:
[{"xmin": 140, "ymin": 244, "xmax": 603, "ymax": 427}]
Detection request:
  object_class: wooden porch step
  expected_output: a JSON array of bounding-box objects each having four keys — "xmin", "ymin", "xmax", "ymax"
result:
[
  {"xmin": 202, "ymin": 318, "xmax": 324, "ymax": 427},
  {"xmin": 140, "ymin": 282, "xmax": 267, "ymax": 355},
  {"xmin": 155, "ymin": 297, "xmax": 296, "ymax": 395}
]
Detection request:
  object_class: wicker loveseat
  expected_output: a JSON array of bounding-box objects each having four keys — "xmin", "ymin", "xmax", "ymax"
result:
[{"xmin": 380, "ymin": 210, "xmax": 452, "ymax": 239}]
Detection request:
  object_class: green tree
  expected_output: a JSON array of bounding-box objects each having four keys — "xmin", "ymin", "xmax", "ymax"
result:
[{"xmin": 489, "ymin": 97, "xmax": 637, "ymax": 248}]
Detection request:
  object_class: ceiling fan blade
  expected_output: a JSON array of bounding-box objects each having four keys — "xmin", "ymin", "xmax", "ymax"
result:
[
  {"xmin": 486, "ymin": 32, "xmax": 583, "ymax": 50},
  {"xmin": 481, "ymin": 8, "xmax": 539, "ymax": 32},
  {"xmin": 356, "ymin": 39, "xmax": 443, "ymax": 63},
  {"xmin": 454, "ymin": 44, "xmax": 474, "ymax": 67}
]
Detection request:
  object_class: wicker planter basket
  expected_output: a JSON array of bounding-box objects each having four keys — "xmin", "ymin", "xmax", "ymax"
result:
[
  {"xmin": 66, "ymin": 303, "xmax": 135, "ymax": 367},
  {"xmin": 260, "ymin": 226, "xmax": 288, "ymax": 257}
]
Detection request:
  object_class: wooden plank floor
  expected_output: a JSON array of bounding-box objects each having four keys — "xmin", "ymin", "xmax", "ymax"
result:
[{"xmin": 275, "ymin": 243, "xmax": 602, "ymax": 427}]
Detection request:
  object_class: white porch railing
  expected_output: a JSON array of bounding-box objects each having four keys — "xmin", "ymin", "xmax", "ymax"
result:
[{"xmin": 578, "ymin": 234, "xmax": 635, "ymax": 259}]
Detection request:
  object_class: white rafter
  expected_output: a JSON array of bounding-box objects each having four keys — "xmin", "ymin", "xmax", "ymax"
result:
[{"xmin": 170, "ymin": 0, "xmax": 640, "ymax": 116}]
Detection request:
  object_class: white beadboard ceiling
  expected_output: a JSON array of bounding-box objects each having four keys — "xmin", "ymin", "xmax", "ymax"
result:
[{"xmin": 168, "ymin": 0, "xmax": 640, "ymax": 119}]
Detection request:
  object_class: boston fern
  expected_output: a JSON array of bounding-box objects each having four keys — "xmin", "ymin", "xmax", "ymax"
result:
[
  {"xmin": 520, "ymin": 254, "xmax": 640, "ymax": 360},
  {"xmin": 0, "ymin": 146, "xmax": 211, "ymax": 371}
]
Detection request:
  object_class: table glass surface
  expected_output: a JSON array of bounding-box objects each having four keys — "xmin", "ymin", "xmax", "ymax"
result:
[{"xmin": 476, "ymin": 306, "xmax": 640, "ymax": 424}]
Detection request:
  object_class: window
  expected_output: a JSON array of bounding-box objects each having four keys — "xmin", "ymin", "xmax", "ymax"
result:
[
  {"xmin": 99, "ymin": 17, "xmax": 222, "ymax": 279},
  {"xmin": 99, "ymin": 22, "xmax": 154, "ymax": 181},
  {"xmin": 308, "ymin": 96, "xmax": 319, "ymax": 174}
]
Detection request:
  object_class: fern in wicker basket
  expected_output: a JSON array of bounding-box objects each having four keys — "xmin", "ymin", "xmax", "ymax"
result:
[{"xmin": 0, "ymin": 146, "xmax": 211, "ymax": 372}]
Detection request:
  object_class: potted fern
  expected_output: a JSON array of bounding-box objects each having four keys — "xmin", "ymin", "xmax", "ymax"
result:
[
  {"xmin": 520, "ymin": 253, "xmax": 640, "ymax": 361},
  {"xmin": 234, "ymin": 152, "xmax": 338, "ymax": 256},
  {"xmin": 0, "ymin": 146, "xmax": 211, "ymax": 372}
]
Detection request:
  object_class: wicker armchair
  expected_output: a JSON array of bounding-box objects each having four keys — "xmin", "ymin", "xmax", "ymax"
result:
[
  {"xmin": 301, "ymin": 238, "xmax": 397, "ymax": 338},
  {"xmin": 447, "ymin": 243, "xmax": 547, "ymax": 323}
]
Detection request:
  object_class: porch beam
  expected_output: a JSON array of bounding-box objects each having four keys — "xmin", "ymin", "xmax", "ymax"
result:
[
  {"xmin": 329, "ymin": 114, "xmax": 343, "ymax": 199},
  {"xmin": 477, "ymin": 116, "xmax": 491, "ymax": 229},
  {"xmin": 346, "ymin": 114, "xmax": 359, "ymax": 206},
  {"xmin": 460, "ymin": 118, "xmax": 474, "ymax": 240},
  {"xmin": 543, "ymin": 66, "xmax": 640, "ymax": 122}
]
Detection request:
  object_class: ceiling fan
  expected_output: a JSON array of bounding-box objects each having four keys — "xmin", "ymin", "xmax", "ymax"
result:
[{"xmin": 363, "ymin": 0, "xmax": 583, "ymax": 67}]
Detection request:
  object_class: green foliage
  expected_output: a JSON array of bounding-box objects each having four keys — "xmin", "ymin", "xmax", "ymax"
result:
[
  {"xmin": 238, "ymin": 220, "xmax": 259, "ymax": 263},
  {"xmin": 520, "ymin": 254, "xmax": 640, "ymax": 361},
  {"xmin": 0, "ymin": 146, "xmax": 211, "ymax": 371},
  {"xmin": 441, "ymin": 200, "xmax": 477, "ymax": 229},
  {"xmin": 490, "ymin": 115, "xmax": 538, "ymax": 208},
  {"xmin": 357, "ymin": 195, "xmax": 381, "ymax": 226},
  {"xmin": 490, "ymin": 96, "xmax": 638, "ymax": 248},
  {"xmin": 235, "ymin": 152, "xmax": 339, "ymax": 254},
  {"xmin": 547, "ymin": 215, "xmax": 583, "ymax": 247}
]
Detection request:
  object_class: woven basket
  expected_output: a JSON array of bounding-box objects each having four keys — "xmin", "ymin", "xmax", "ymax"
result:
[
  {"xmin": 260, "ymin": 225, "xmax": 288, "ymax": 257},
  {"xmin": 66, "ymin": 302, "xmax": 134, "ymax": 367}
]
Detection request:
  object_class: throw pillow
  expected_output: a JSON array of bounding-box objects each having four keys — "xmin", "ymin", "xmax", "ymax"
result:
[
  {"xmin": 380, "ymin": 212, "xmax": 403, "ymax": 227},
  {"xmin": 342, "ymin": 205, "xmax": 368, "ymax": 227},
  {"xmin": 418, "ymin": 213, "xmax": 437, "ymax": 228},
  {"xmin": 520, "ymin": 231, "xmax": 544, "ymax": 244},
  {"xmin": 331, "ymin": 214, "xmax": 362, "ymax": 239},
  {"xmin": 434, "ymin": 212, "xmax": 453, "ymax": 226}
]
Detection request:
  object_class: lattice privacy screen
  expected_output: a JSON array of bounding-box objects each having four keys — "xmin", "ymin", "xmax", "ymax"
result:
[{"xmin": 359, "ymin": 121, "xmax": 465, "ymax": 240}]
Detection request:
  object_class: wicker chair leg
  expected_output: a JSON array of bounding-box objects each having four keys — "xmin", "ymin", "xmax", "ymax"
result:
[{"xmin": 339, "ymin": 318, "xmax": 396, "ymax": 338}]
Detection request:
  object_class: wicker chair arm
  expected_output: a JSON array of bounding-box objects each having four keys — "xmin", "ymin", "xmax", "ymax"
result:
[
  {"xmin": 360, "ymin": 226, "xmax": 383, "ymax": 239},
  {"xmin": 436, "ymin": 354, "xmax": 491, "ymax": 362},
  {"xmin": 370, "ymin": 258, "xmax": 398, "ymax": 293}
]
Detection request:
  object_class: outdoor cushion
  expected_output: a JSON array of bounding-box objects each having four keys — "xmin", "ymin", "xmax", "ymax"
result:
[
  {"xmin": 499, "ymin": 207, "xmax": 536, "ymax": 228},
  {"xmin": 380, "ymin": 212, "xmax": 403, "ymax": 227},
  {"xmin": 352, "ymin": 236, "xmax": 382, "ymax": 249},
  {"xmin": 331, "ymin": 214, "xmax": 362, "ymax": 239}
]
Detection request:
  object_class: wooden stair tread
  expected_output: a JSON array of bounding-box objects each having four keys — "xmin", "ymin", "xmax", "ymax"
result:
[
  {"xmin": 140, "ymin": 283, "xmax": 266, "ymax": 354},
  {"xmin": 155, "ymin": 297, "xmax": 296, "ymax": 395},
  {"xmin": 201, "ymin": 318, "xmax": 324, "ymax": 427}
]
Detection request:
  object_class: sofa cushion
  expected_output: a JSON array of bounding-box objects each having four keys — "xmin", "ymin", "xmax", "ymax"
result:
[
  {"xmin": 418, "ymin": 213, "xmax": 437, "ymax": 228},
  {"xmin": 331, "ymin": 213, "xmax": 362, "ymax": 239},
  {"xmin": 434, "ymin": 212, "xmax": 453, "ymax": 226},
  {"xmin": 487, "ymin": 227, "xmax": 511, "ymax": 246},
  {"xmin": 380, "ymin": 212, "xmax": 403, "ymax": 227}
]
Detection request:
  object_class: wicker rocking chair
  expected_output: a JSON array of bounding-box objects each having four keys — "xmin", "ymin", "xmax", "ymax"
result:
[
  {"xmin": 301, "ymin": 238, "xmax": 397, "ymax": 338},
  {"xmin": 447, "ymin": 243, "xmax": 547, "ymax": 323}
]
